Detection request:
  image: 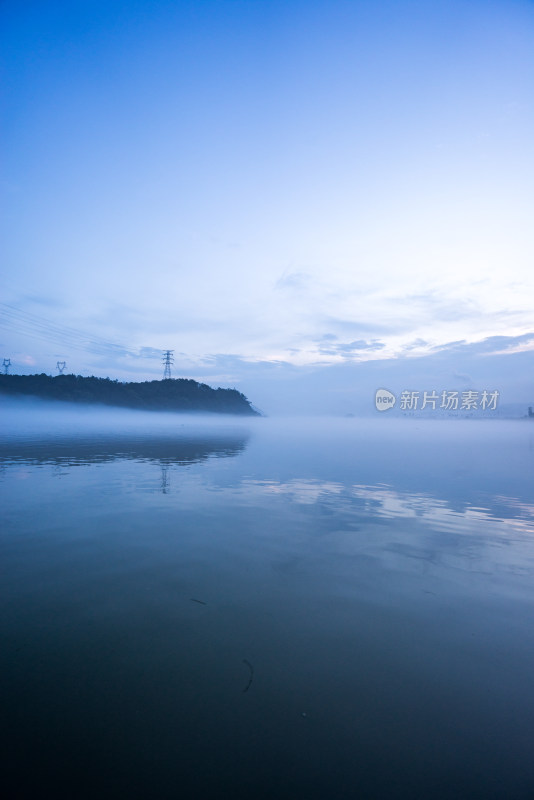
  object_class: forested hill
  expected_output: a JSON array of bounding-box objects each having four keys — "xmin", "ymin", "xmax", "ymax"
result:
[{"xmin": 0, "ymin": 374, "xmax": 260, "ymax": 415}]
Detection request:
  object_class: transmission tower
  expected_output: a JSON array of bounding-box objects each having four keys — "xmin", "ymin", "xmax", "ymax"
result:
[
  {"xmin": 162, "ymin": 350, "xmax": 174, "ymax": 380},
  {"xmin": 3, "ymin": 358, "xmax": 11, "ymax": 375},
  {"xmin": 56, "ymin": 361, "xmax": 66, "ymax": 374}
]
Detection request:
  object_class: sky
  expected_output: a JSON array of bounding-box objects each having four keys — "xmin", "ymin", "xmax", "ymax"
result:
[{"xmin": 1, "ymin": 0, "xmax": 533, "ymax": 414}]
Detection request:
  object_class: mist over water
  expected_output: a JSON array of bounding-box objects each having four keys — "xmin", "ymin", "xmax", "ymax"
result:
[{"xmin": 1, "ymin": 402, "xmax": 534, "ymax": 798}]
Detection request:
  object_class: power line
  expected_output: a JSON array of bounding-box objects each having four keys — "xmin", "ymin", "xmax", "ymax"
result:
[
  {"xmin": 0, "ymin": 303, "xmax": 176, "ymax": 378},
  {"xmin": 0, "ymin": 302, "xmax": 135, "ymax": 357},
  {"xmin": 0, "ymin": 302, "xmax": 130, "ymax": 354}
]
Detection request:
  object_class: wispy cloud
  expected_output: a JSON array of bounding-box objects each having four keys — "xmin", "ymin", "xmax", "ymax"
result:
[
  {"xmin": 317, "ymin": 337, "xmax": 386, "ymax": 356},
  {"xmin": 320, "ymin": 316, "xmax": 408, "ymax": 336},
  {"xmin": 274, "ymin": 269, "xmax": 312, "ymax": 291},
  {"xmin": 431, "ymin": 332, "xmax": 534, "ymax": 356},
  {"xmin": 400, "ymin": 338, "xmax": 430, "ymax": 352},
  {"xmin": 401, "ymin": 291, "xmax": 479, "ymax": 322}
]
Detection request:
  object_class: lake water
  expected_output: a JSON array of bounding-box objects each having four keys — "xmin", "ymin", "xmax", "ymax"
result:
[{"xmin": 1, "ymin": 406, "xmax": 534, "ymax": 799}]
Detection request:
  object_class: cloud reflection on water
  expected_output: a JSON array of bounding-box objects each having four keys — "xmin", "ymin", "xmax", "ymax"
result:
[{"xmin": 243, "ymin": 477, "xmax": 534, "ymax": 535}]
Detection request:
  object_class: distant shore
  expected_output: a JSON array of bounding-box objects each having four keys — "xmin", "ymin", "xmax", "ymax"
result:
[{"xmin": 0, "ymin": 374, "xmax": 260, "ymax": 416}]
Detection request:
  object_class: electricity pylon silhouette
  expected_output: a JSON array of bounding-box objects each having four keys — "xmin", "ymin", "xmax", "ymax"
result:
[
  {"xmin": 162, "ymin": 350, "xmax": 174, "ymax": 380},
  {"xmin": 56, "ymin": 361, "xmax": 66, "ymax": 374},
  {"xmin": 3, "ymin": 358, "xmax": 11, "ymax": 374}
]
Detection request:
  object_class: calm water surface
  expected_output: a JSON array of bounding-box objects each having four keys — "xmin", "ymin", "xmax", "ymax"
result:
[{"xmin": 1, "ymin": 408, "xmax": 534, "ymax": 799}]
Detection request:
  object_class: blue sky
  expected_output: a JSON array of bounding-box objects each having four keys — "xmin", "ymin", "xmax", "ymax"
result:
[{"xmin": 1, "ymin": 0, "xmax": 533, "ymax": 413}]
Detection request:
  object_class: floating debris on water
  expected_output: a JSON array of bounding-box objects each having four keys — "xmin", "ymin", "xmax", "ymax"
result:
[{"xmin": 242, "ymin": 659, "xmax": 254, "ymax": 693}]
